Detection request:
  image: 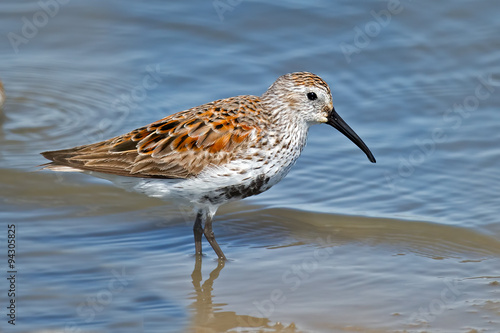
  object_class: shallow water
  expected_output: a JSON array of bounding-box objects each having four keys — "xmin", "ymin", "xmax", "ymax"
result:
[{"xmin": 1, "ymin": 1, "xmax": 500, "ymax": 332}]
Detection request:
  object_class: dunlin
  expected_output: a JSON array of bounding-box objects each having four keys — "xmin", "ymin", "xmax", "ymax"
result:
[
  {"xmin": 41, "ymin": 72, "xmax": 375, "ymax": 260},
  {"xmin": 0, "ymin": 80, "xmax": 5, "ymax": 107}
]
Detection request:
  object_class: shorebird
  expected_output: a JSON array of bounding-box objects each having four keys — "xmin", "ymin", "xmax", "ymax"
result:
[
  {"xmin": 0, "ymin": 80, "xmax": 5, "ymax": 107},
  {"xmin": 41, "ymin": 72, "xmax": 375, "ymax": 260}
]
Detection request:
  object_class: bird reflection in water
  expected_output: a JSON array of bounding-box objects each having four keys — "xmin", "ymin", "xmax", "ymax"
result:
[{"xmin": 188, "ymin": 258, "xmax": 299, "ymax": 332}]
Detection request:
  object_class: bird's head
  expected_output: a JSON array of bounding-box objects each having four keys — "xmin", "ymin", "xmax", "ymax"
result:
[{"xmin": 263, "ymin": 72, "xmax": 376, "ymax": 163}]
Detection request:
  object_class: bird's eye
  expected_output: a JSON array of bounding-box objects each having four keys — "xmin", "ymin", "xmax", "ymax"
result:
[{"xmin": 307, "ymin": 92, "xmax": 317, "ymax": 101}]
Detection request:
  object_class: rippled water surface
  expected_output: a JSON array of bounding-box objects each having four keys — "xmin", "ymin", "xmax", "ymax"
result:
[{"xmin": 1, "ymin": 1, "xmax": 500, "ymax": 332}]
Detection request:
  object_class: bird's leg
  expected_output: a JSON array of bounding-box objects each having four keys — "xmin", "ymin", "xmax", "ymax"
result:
[
  {"xmin": 203, "ymin": 213, "xmax": 227, "ymax": 260},
  {"xmin": 193, "ymin": 211, "xmax": 204, "ymax": 256}
]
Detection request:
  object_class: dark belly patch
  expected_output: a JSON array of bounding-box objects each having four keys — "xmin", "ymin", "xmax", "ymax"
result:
[{"xmin": 202, "ymin": 174, "xmax": 270, "ymax": 204}]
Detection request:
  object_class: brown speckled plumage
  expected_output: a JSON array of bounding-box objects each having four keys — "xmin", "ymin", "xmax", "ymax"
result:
[{"xmin": 42, "ymin": 96, "xmax": 266, "ymax": 179}]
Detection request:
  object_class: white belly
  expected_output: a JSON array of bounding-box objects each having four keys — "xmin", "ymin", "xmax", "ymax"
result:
[{"xmin": 93, "ymin": 141, "xmax": 303, "ymax": 207}]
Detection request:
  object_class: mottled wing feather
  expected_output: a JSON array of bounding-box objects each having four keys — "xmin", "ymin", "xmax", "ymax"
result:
[{"xmin": 41, "ymin": 96, "xmax": 264, "ymax": 179}]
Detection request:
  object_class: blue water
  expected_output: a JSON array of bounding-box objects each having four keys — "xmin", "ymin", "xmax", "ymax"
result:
[{"xmin": 1, "ymin": 1, "xmax": 499, "ymax": 332}]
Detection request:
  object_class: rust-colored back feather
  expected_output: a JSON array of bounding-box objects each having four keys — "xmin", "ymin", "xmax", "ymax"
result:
[{"xmin": 41, "ymin": 96, "xmax": 265, "ymax": 179}]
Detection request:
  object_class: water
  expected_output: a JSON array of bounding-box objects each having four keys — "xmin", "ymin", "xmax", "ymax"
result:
[{"xmin": 1, "ymin": 1, "xmax": 500, "ymax": 332}]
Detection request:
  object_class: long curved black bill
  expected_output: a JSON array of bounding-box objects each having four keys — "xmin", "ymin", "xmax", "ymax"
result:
[{"xmin": 327, "ymin": 108, "xmax": 376, "ymax": 163}]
